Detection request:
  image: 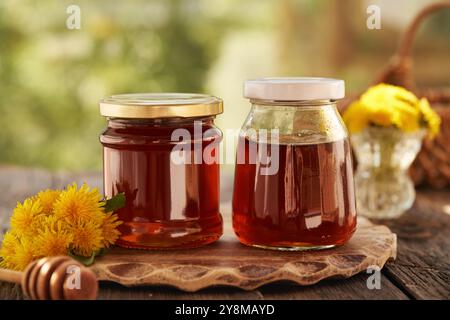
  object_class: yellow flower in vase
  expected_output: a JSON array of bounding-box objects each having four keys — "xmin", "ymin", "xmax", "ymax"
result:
[
  {"xmin": 343, "ymin": 83, "xmax": 441, "ymax": 138},
  {"xmin": 342, "ymin": 101, "xmax": 369, "ymax": 133},
  {"xmin": 418, "ymin": 98, "xmax": 441, "ymax": 139},
  {"xmin": 343, "ymin": 84, "xmax": 442, "ymax": 219}
]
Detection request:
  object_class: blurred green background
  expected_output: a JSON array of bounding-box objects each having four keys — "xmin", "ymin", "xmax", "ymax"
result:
[{"xmin": 0, "ymin": 0, "xmax": 449, "ymax": 171}]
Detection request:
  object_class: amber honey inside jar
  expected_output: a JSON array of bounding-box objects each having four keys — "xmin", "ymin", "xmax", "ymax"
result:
[
  {"xmin": 99, "ymin": 93, "xmax": 223, "ymax": 249},
  {"xmin": 232, "ymin": 78, "xmax": 357, "ymax": 250}
]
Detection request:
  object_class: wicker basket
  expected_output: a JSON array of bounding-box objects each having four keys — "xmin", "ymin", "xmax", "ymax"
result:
[{"xmin": 344, "ymin": 2, "xmax": 450, "ymax": 189}]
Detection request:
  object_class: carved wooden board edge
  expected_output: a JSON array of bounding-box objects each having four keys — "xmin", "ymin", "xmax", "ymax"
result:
[{"xmin": 91, "ymin": 219, "xmax": 397, "ymax": 292}]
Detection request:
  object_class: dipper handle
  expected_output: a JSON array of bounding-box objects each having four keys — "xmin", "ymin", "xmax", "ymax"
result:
[
  {"xmin": 0, "ymin": 256, "xmax": 98, "ymax": 300},
  {"xmin": 0, "ymin": 268, "xmax": 22, "ymax": 284}
]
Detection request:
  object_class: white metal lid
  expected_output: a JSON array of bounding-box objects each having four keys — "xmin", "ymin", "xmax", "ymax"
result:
[{"xmin": 243, "ymin": 77, "xmax": 345, "ymax": 101}]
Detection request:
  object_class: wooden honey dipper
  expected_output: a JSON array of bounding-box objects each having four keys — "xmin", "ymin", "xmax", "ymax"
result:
[{"xmin": 0, "ymin": 256, "xmax": 98, "ymax": 300}]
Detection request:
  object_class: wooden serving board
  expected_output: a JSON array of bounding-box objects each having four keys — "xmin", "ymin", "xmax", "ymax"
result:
[{"xmin": 91, "ymin": 216, "xmax": 396, "ymax": 292}]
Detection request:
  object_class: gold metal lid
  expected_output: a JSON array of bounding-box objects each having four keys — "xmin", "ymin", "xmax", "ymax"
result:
[{"xmin": 99, "ymin": 93, "xmax": 223, "ymax": 119}]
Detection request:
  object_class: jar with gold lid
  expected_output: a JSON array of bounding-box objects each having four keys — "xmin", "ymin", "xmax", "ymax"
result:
[{"xmin": 99, "ymin": 93, "xmax": 223, "ymax": 249}]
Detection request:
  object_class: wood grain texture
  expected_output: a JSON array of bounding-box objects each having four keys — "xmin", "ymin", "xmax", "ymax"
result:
[
  {"xmin": 96, "ymin": 273, "xmax": 409, "ymax": 300},
  {"xmin": 381, "ymin": 190, "xmax": 450, "ymax": 299},
  {"xmin": 91, "ymin": 217, "xmax": 396, "ymax": 292}
]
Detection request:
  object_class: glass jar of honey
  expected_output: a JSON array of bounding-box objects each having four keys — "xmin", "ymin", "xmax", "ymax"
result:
[
  {"xmin": 232, "ymin": 78, "xmax": 357, "ymax": 250},
  {"xmin": 99, "ymin": 93, "xmax": 223, "ymax": 249}
]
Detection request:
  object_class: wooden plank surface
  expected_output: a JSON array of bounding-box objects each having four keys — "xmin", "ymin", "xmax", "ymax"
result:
[
  {"xmin": 0, "ymin": 271, "xmax": 408, "ymax": 300},
  {"xmin": 380, "ymin": 190, "xmax": 450, "ymax": 299},
  {"xmin": 95, "ymin": 274, "xmax": 408, "ymax": 300},
  {"xmin": 0, "ymin": 166, "xmax": 448, "ymax": 299}
]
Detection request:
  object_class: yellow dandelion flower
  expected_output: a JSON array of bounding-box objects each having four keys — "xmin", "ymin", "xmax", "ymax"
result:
[
  {"xmin": 361, "ymin": 83, "xmax": 419, "ymax": 109},
  {"xmin": 36, "ymin": 189, "xmax": 61, "ymax": 214},
  {"xmin": 342, "ymin": 84, "xmax": 441, "ymax": 135},
  {"xmin": 10, "ymin": 198, "xmax": 43, "ymax": 237},
  {"xmin": 396, "ymin": 109, "xmax": 420, "ymax": 132},
  {"xmin": 0, "ymin": 231, "xmax": 18, "ymax": 258},
  {"xmin": 35, "ymin": 219, "xmax": 73, "ymax": 257},
  {"xmin": 38, "ymin": 214, "xmax": 64, "ymax": 227},
  {"xmin": 360, "ymin": 84, "xmax": 420, "ymax": 129},
  {"xmin": 101, "ymin": 213, "xmax": 122, "ymax": 248},
  {"xmin": 9, "ymin": 237, "xmax": 37, "ymax": 271},
  {"xmin": 0, "ymin": 231, "xmax": 20, "ymax": 269},
  {"xmin": 366, "ymin": 102, "xmax": 400, "ymax": 127},
  {"xmin": 53, "ymin": 183, "xmax": 105, "ymax": 225},
  {"xmin": 343, "ymin": 101, "xmax": 369, "ymax": 133},
  {"xmin": 418, "ymin": 98, "xmax": 441, "ymax": 139},
  {"xmin": 69, "ymin": 220, "xmax": 103, "ymax": 257}
]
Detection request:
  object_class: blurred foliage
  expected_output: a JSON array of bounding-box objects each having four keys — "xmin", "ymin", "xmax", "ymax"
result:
[
  {"xmin": 0, "ymin": 0, "xmax": 449, "ymax": 171},
  {"xmin": 0, "ymin": 0, "xmax": 239, "ymax": 170}
]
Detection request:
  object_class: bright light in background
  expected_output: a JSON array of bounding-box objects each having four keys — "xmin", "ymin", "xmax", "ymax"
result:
[
  {"xmin": 443, "ymin": 205, "xmax": 450, "ymax": 215},
  {"xmin": 207, "ymin": 32, "xmax": 278, "ymax": 170}
]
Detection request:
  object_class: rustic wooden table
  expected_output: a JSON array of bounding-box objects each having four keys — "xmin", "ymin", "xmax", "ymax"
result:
[{"xmin": 0, "ymin": 166, "xmax": 448, "ymax": 300}]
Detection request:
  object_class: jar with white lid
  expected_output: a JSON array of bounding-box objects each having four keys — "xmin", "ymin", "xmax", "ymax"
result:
[{"xmin": 232, "ymin": 78, "xmax": 357, "ymax": 250}]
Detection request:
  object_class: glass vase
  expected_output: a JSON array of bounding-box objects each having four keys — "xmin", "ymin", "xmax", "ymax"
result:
[{"xmin": 351, "ymin": 127, "xmax": 425, "ymax": 219}]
